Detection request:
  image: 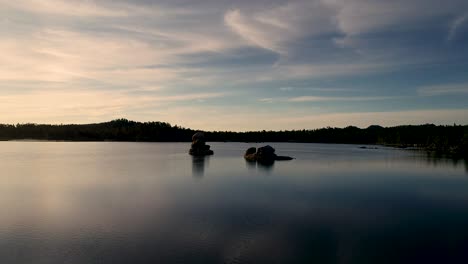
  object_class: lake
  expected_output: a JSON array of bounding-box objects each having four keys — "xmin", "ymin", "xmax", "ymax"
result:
[{"xmin": 1, "ymin": 142, "xmax": 468, "ymax": 264}]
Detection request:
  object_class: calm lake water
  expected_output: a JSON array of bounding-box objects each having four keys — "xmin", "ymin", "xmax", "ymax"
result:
[{"xmin": 1, "ymin": 142, "xmax": 468, "ymax": 264}]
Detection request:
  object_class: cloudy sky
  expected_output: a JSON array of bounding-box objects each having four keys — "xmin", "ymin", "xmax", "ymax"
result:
[{"xmin": 1, "ymin": 0, "xmax": 468, "ymax": 130}]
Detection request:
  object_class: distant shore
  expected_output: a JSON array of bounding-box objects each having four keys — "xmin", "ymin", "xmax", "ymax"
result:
[{"xmin": 1, "ymin": 119, "xmax": 467, "ymax": 158}]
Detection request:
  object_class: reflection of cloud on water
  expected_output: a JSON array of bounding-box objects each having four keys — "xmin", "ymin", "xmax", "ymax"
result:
[
  {"xmin": 192, "ymin": 155, "xmax": 210, "ymax": 178},
  {"xmin": 6, "ymin": 169, "xmax": 468, "ymax": 264}
]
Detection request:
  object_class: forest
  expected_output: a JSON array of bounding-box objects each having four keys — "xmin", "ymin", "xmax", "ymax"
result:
[{"xmin": 1, "ymin": 119, "xmax": 467, "ymax": 158}]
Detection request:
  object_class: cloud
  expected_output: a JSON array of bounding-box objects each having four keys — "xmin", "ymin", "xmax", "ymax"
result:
[
  {"xmin": 287, "ymin": 96, "xmax": 396, "ymax": 102},
  {"xmin": 258, "ymin": 98, "xmax": 275, "ymax": 103},
  {"xmin": 448, "ymin": 12, "xmax": 468, "ymax": 40},
  {"xmin": 274, "ymin": 109, "xmax": 468, "ymax": 129},
  {"xmin": 2, "ymin": 0, "xmax": 198, "ymax": 18},
  {"xmin": 0, "ymin": 88, "xmax": 226, "ymax": 124},
  {"xmin": 224, "ymin": 1, "xmax": 334, "ymax": 54},
  {"xmin": 280, "ymin": 87, "xmax": 294, "ymax": 91},
  {"xmin": 280, "ymin": 86, "xmax": 352, "ymax": 92},
  {"xmin": 323, "ymin": 0, "xmax": 410, "ymax": 35},
  {"xmin": 323, "ymin": 0, "xmax": 468, "ymax": 36},
  {"xmin": 3, "ymin": 0, "xmax": 459, "ymax": 87},
  {"xmin": 257, "ymin": 95, "xmax": 397, "ymax": 103},
  {"xmin": 156, "ymin": 92, "xmax": 226, "ymax": 102},
  {"xmin": 418, "ymin": 82, "xmax": 468, "ymax": 96},
  {"xmin": 0, "ymin": 1, "xmax": 249, "ymax": 89},
  {"xmin": 114, "ymin": 25, "xmax": 242, "ymax": 54},
  {"xmin": 4, "ymin": 0, "xmax": 128, "ymax": 17},
  {"xmin": 1, "ymin": 0, "xmax": 468, "ymax": 128},
  {"xmin": 0, "ymin": 28, "xmax": 180, "ymax": 83},
  {"xmin": 133, "ymin": 106, "xmax": 468, "ymax": 131},
  {"xmin": 251, "ymin": 61, "xmax": 394, "ymax": 82},
  {"xmin": 0, "ymin": 24, "xmax": 244, "ymax": 88},
  {"xmin": 225, "ymin": 9, "xmax": 286, "ymax": 53}
]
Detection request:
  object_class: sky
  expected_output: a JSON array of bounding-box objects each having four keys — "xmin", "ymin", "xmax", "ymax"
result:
[{"xmin": 1, "ymin": 0, "xmax": 468, "ymax": 131}]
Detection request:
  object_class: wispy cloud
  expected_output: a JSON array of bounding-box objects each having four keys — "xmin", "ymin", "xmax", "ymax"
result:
[
  {"xmin": 257, "ymin": 95, "xmax": 397, "ymax": 103},
  {"xmin": 4, "ymin": 0, "xmax": 128, "ymax": 17},
  {"xmin": 3, "ymin": 0, "xmax": 197, "ymax": 17},
  {"xmin": 225, "ymin": 9, "xmax": 286, "ymax": 54},
  {"xmin": 157, "ymin": 92, "xmax": 226, "ymax": 102},
  {"xmin": 137, "ymin": 106, "xmax": 468, "ymax": 131},
  {"xmin": 287, "ymin": 95, "xmax": 396, "ymax": 102},
  {"xmin": 113, "ymin": 25, "xmax": 243, "ymax": 54},
  {"xmin": 258, "ymin": 98, "xmax": 275, "ymax": 103},
  {"xmin": 280, "ymin": 87, "xmax": 294, "ymax": 91},
  {"xmin": 0, "ymin": 88, "xmax": 227, "ymax": 124},
  {"xmin": 252, "ymin": 62, "xmax": 396, "ymax": 82},
  {"xmin": 448, "ymin": 12, "xmax": 468, "ymax": 40},
  {"xmin": 279, "ymin": 86, "xmax": 353, "ymax": 92},
  {"xmin": 324, "ymin": 0, "xmax": 467, "ymax": 36},
  {"xmin": 418, "ymin": 83, "xmax": 468, "ymax": 96},
  {"xmin": 273, "ymin": 109, "xmax": 468, "ymax": 129},
  {"xmin": 224, "ymin": 1, "xmax": 333, "ymax": 54}
]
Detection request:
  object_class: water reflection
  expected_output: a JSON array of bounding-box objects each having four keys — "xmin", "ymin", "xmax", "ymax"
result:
[
  {"xmin": 245, "ymin": 160, "xmax": 275, "ymax": 173},
  {"xmin": 420, "ymin": 152, "xmax": 468, "ymax": 175},
  {"xmin": 245, "ymin": 160, "xmax": 257, "ymax": 171},
  {"xmin": 192, "ymin": 155, "xmax": 210, "ymax": 178},
  {"xmin": 257, "ymin": 160, "xmax": 275, "ymax": 172},
  {"xmin": 1, "ymin": 142, "xmax": 468, "ymax": 264}
]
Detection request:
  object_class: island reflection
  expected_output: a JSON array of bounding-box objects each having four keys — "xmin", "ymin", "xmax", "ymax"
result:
[
  {"xmin": 245, "ymin": 160, "xmax": 275, "ymax": 173},
  {"xmin": 192, "ymin": 155, "xmax": 210, "ymax": 178}
]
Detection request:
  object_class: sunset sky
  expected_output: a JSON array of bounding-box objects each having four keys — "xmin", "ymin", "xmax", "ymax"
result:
[{"xmin": 1, "ymin": 0, "xmax": 468, "ymax": 131}]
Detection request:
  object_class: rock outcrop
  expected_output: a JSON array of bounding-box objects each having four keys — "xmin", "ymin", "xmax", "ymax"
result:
[
  {"xmin": 244, "ymin": 145, "xmax": 293, "ymax": 164},
  {"xmin": 189, "ymin": 132, "xmax": 214, "ymax": 156}
]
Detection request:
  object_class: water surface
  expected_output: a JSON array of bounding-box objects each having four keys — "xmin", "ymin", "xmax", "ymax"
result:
[{"xmin": 1, "ymin": 142, "xmax": 467, "ymax": 263}]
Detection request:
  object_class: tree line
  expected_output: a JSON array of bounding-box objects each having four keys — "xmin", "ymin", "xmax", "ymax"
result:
[{"xmin": 1, "ymin": 119, "xmax": 467, "ymax": 157}]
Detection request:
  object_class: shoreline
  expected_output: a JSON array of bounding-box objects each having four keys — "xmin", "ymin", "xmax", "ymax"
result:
[{"xmin": 2, "ymin": 140, "xmax": 466, "ymax": 159}]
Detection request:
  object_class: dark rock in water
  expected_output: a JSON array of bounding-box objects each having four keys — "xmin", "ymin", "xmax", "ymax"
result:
[
  {"xmin": 189, "ymin": 147, "xmax": 214, "ymax": 156},
  {"xmin": 244, "ymin": 147, "xmax": 257, "ymax": 162},
  {"xmin": 189, "ymin": 132, "xmax": 214, "ymax": 156},
  {"xmin": 245, "ymin": 147, "xmax": 257, "ymax": 155},
  {"xmin": 244, "ymin": 145, "xmax": 293, "ymax": 163},
  {"xmin": 359, "ymin": 146, "xmax": 378, "ymax": 149},
  {"xmin": 275, "ymin": 155, "xmax": 294, "ymax": 161},
  {"xmin": 258, "ymin": 145, "xmax": 275, "ymax": 155},
  {"xmin": 256, "ymin": 145, "xmax": 277, "ymax": 163}
]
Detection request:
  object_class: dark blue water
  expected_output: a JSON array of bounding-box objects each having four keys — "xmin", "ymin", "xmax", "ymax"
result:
[{"xmin": 1, "ymin": 142, "xmax": 467, "ymax": 263}]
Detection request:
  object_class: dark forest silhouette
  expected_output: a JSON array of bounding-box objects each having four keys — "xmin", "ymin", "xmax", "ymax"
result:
[{"xmin": 1, "ymin": 119, "xmax": 467, "ymax": 158}]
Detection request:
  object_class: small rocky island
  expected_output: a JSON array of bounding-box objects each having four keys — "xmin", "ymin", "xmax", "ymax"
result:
[
  {"xmin": 244, "ymin": 145, "xmax": 293, "ymax": 164},
  {"xmin": 189, "ymin": 132, "xmax": 214, "ymax": 156}
]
